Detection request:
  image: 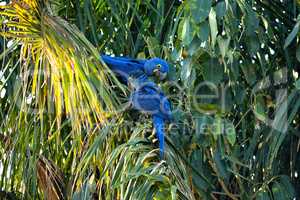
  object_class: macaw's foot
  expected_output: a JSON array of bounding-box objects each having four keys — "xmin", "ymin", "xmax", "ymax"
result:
[
  {"xmin": 152, "ymin": 138, "xmax": 158, "ymax": 144},
  {"xmin": 148, "ymin": 129, "xmax": 156, "ymax": 140},
  {"xmin": 149, "ymin": 129, "xmax": 158, "ymax": 144},
  {"xmin": 143, "ymin": 129, "xmax": 159, "ymax": 149},
  {"xmin": 146, "ymin": 129, "xmax": 159, "ymax": 145}
]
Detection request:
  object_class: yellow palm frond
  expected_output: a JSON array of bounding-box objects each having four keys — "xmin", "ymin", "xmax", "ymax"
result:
[{"xmin": 0, "ymin": 0, "xmax": 125, "ymax": 129}]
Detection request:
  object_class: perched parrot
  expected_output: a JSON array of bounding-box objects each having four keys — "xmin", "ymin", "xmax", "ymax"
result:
[
  {"xmin": 129, "ymin": 71, "xmax": 172, "ymax": 158},
  {"xmin": 101, "ymin": 55, "xmax": 172, "ymax": 158},
  {"xmin": 101, "ymin": 55, "xmax": 169, "ymax": 83}
]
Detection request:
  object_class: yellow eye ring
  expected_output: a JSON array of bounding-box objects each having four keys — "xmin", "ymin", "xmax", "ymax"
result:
[{"xmin": 156, "ymin": 64, "xmax": 161, "ymax": 69}]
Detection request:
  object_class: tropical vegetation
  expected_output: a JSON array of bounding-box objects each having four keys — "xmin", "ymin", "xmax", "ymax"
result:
[{"xmin": 0, "ymin": 0, "xmax": 300, "ymax": 199}]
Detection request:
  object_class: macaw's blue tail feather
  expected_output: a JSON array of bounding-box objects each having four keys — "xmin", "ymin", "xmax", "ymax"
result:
[{"xmin": 153, "ymin": 115, "xmax": 165, "ymax": 159}]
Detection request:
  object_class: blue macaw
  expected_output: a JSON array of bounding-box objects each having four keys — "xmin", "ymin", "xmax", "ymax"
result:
[
  {"xmin": 129, "ymin": 75, "xmax": 172, "ymax": 158},
  {"xmin": 101, "ymin": 55, "xmax": 169, "ymax": 83},
  {"xmin": 101, "ymin": 55, "xmax": 172, "ymax": 158}
]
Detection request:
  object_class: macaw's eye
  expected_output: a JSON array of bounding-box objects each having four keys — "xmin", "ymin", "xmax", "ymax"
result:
[{"xmin": 153, "ymin": 64, "xmax": 161, "ymax": 73}]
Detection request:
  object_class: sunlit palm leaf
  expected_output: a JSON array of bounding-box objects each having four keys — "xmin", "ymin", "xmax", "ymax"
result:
[{"xmin": 0, "ymin": 0, "xmax": 125, "ymax": 130}]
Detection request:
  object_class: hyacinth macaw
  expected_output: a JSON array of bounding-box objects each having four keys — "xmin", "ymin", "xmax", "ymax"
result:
[
  {"xmin": 101, "ymin": 55, "xmax": 172, "ymax": 158},
  {"xmin": 101, "ymin": 55, "xmax": 169, "ymax": 83}
]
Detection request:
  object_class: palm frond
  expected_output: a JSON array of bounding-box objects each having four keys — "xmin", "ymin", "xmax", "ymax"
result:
[
  {"xmin": 0, "ymin": 0, "xmax": 125, "ymax": 130},
  {"xmin": 37, "ymin": 155, "xmax": 66, "ymax": 200}
]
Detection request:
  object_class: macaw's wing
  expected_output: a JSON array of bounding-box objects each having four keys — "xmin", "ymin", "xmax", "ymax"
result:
[
  {"xmin": 101, "ymin": 55, "xmax": 145, "ymax": 79},
  {"xmin": 152, "ymin": 115, "xmax": 165, "ymax": 158},
  {"xmin": 127, "ymin": 70, "xmax": 154, "ymax": 90},
  {"xmin": 103, "ymin": 55, "xmax": 147, "ymax": 65},
  {"xmin": 130, "ymin": 83, "xmax": 172, "ymax": 121}
]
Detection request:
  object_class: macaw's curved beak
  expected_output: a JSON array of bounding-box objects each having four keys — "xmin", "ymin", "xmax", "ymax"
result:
[
  {"xmin": 159, "ymin": 72, "xmax": 167, "ymax": 80},
  {"xmin": 153, "ymin": 69, "xmax": 167, "ymax": 80}
]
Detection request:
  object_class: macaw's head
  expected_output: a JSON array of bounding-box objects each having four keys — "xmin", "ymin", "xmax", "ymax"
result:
[{"xmin": 143, "ymin": 58, "xmax": 170, "ymax": 80}]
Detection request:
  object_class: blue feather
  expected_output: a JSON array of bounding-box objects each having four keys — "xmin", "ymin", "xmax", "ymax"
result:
[
  {"xmin": 153, "ymin": 116, "xmax": 165, "ymax": 158},
  {"xmin": 101, "ymin": 54, "xmax": 172, "ymax": 158},
  {"xmin": 130, "ymin": 80, "xmax": 172, "ymax": 158},
  {"xmin": 130, "ymin": 81, "xmax": 172, "ymax": 121},
  {"xmin": 102, "ymin": 55, "xmax": 146, "ymax": 65},
  {"xmin": 101, "ymin": 55, "xmax": 145, "ymax": 84}
]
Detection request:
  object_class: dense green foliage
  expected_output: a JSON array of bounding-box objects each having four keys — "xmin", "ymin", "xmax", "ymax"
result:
[{"xmin": 0, "ymin": 0, "xmax": 300, "ymax": 199}]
